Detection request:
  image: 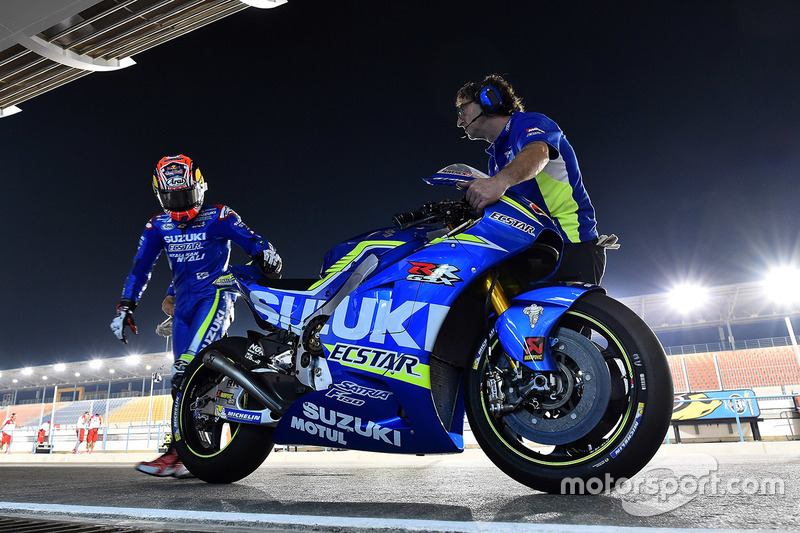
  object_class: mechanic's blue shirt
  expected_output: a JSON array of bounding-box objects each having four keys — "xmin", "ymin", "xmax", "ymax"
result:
[
  {"xmin": 487, "ymin": 111, "xmax": 598, "ymax": 243},
  {"xmin": 121, "ymin": 204, "xmax": 270, "ymax": 304}
]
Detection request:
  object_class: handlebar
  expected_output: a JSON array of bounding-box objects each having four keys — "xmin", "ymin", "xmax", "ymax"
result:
[{"xmin": 392, "ymin": 200, "xmax": 475, "ymax": 230}]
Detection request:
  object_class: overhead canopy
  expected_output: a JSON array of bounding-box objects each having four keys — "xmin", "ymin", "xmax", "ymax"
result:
[{"xmin": 0, "ymin": 0, "xmax": 287, "ymax": 116}]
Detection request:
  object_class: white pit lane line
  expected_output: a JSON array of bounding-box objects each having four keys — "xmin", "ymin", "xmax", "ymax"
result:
[{"xmin": 0, "ymin": 502, "xmax": 765, "ymax": 533}]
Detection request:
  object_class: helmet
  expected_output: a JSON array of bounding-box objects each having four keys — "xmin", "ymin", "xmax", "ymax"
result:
[{"xmin": 152, "ymin": 154, "xmax": 207, "ymax": 221}]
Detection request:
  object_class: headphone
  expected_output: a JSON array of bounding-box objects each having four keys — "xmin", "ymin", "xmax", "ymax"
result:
[{"xmin": 477, "ymin": 86, "xmax": 503, "ymax": 114}]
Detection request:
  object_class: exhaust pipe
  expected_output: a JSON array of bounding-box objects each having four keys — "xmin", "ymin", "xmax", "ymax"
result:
[{"xmin": 203, "ymin": 351, "xmax": 285, "ymax": 414}]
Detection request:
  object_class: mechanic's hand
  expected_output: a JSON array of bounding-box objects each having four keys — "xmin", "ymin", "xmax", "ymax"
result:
[
  {"xmin": 110, "ymin": 298, "xmax": 138, "ymax": 344},
  {"xmin": 161, "ymin": 295, "xmax": 175, "ymax": 317},
  {"xmin": 257, "ymin": 245, "xmax": 282, "ymax": 279},
  {"xmin": 457, "ymin": 176, "xmax": 508, "ymax": 212}
]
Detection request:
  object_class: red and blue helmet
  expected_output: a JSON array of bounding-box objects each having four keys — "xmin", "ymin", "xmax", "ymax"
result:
[{"xmin": 152, "ymin": 154, "xmax": 207, "ymax": 221}]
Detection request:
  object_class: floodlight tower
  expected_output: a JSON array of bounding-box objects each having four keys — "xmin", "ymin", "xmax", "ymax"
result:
[{"xmin": 764, "ymin": 266, "xmax": 800, "ymax": 366}]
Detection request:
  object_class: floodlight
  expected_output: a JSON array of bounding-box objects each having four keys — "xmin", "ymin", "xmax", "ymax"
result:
[
  {"xmin": 54, "ymin": 363, "xmax": 66, "ymax": 371},
  {"xmin": 668, "ymin": 283, "xmax": 709, "ymax": 313},
  {"xmin": 126, "ymin": 354, "xmax": 140, "ymax": 365},
  {"xmin": 763, "ymin": 266, "xmax": 800, "ymax": 306},
  {"xmin": 109, "ymin": 369, "xmax": 115, "ymax": 374},
  {"xmin": 22, "ymin": 367, "xmax": 32, "ymax": 375},
  {"xmin": 89, "ymin": 360, "xmax": 102, "ymax": 369},
  {"xmin": 74, "ymin": 372, "xmax": 81, "ymax": 377},
  {"xmin": 240, "ymin": 0, "xmax": 288, "ymax": 8},
  {"xmin": 42, "ymin": 376, "xmax": 48, "ymax": 380},
  {"xmin": 145, "ymin": 365, "xmax": 152, "ymax": 370},
  {"xmin": 12, "ymin": 379, "xmax": 18, "ymax": 383}
]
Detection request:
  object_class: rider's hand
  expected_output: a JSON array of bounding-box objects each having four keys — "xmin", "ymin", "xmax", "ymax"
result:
[
  {"xmin": 256, "ymin": 245, "xmax": 282, "ymax": 279},
  {"xmin": 110, "ymin": 298, "xmax": 138, "ymax": 344},
  {"xmin": 161, "ymin": 295, "xmax": 175, "ymax": 317},
  {"xmin": 457, "ymin": 176, "xmax": 509, "ymax": 213}
]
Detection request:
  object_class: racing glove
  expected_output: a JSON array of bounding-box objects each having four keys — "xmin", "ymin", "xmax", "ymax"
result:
[
  {"xmin": 256, "ymin": 245, "xmax": 282, "ymax": 279},
  {"xmin": 110, "ymin": 298, "xmax": 138, "ymax": 344}
]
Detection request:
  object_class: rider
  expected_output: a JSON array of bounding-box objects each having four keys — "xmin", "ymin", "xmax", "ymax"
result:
[
  {"xmin": 111, "ymin": 154, "xmax": 282, "ymax": 478},
  {"xmin": 455, "ymin": 73, "xmax": 614, "ymax": 285}
]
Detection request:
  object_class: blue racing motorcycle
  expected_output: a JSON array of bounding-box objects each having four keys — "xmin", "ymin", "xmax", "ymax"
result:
[{"xmin": 173, "ymin": 164, "xmax": 673, "ymax": 493}]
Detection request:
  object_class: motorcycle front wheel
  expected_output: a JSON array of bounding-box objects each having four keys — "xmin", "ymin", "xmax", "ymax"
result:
[
  {"xmin": 173, "ymin": 337, "xmax": 275, "ymax": 483},
  {"xmin": 465, "ymin": 291, "xmax": 673, "ymax": 494}
]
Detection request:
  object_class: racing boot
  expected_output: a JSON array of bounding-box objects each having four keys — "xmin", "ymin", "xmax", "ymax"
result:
[{"xmin": 136, "ymin": 449, "xmax": 181, "ymax": 477}]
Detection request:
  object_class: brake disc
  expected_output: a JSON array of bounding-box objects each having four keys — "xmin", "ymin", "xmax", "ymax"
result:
[{"xmin": 502, "ymin": 328, "xmax": 611, "ymax": 445}]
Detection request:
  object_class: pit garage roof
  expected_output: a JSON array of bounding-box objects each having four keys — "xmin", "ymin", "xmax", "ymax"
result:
[
  {"xmin": 0, "ymin": 351, "xmax": 175, "ymax": 392},
  {"xmin": 0, "ymin": 0, "xmax": 287, "ymax": 117}
]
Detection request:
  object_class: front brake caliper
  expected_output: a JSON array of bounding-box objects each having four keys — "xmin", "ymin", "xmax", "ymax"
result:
[{"xmin": 486, "ymin": 371, "xmax": 506, "ymax": 416}]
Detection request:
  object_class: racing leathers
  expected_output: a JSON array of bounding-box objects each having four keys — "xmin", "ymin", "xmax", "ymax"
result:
[{"xmin": 119, "ymin": 204, "xmax": 274, "ymax": 388}]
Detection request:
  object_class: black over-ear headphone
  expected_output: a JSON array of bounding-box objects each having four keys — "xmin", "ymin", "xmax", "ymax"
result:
[{"xmin": 477, "ymin": 86, "xmax": 503, "ymax": 114}]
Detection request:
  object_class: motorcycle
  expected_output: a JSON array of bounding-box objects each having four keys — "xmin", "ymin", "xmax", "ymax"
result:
[{"xmin": 173, "ymin": 164, "xmax": 673, "ymax": 493}]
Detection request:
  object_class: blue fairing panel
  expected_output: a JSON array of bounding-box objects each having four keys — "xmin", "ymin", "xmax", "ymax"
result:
[{"xmin": 496, "ymin": 283, "xmax": 604, "ymax": 371}]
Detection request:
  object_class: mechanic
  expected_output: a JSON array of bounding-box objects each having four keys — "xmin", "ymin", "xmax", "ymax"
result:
[
  {"xmin": 110, "ymin": 154, "xmax": 282, "ymax": 478},
  {"xmin": 455, "ymin": 73, "xmax": 616, "ymax": 284}
]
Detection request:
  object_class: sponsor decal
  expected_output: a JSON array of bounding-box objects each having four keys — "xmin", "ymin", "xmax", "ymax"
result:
[
  {"xmin": 168, "ymin": 242, "xmax": 203, "ymax": 252},
  {"xmin": 162, "ymin": 222, "xmax": 175, "ymax": 230},
  {"xmin": 219, "ymin": 206, "xmax": 234, "ymax": 219},
  {"xmin": 325, "ymin": 295, "xmax": 449, "ymax": 352},
  {"xmin": 406, "ymin": 262, "xmax": 462, "ymax": 286},
  {"xmin": 325, "ymin": 380, "xmax": 392, "ymax": 406},
  {"xmin": 145, "ymin": 221, "xmax": 153, "ymax": 230},
  {"xmin": 196, "ymin": 272, "xmax": 209, "ymax": 280},
  {"xmin": 216, "ymin": 390, "xmax": 235, "ymax": 405},
  {"xmin": 290, "ymin": 402, "xmax": 401, "ymax": 447},
  {"xmin": 489, "ymin": 212, "xmax": 538, "ymax": 236},
  {"xmin": 245, "ymin": 342, "xmax": 264, "ymax": 365},
  {"xmin": 164, "ymin": 233, "xmax": 206, "ymax": 243},
  {"xmin": 526, "ymin": 127, "xmax": 545, "ymax": 136},
  {"xmin": 610, "ymin": 402, "xmax": 645, "ymax": 458},
  {"xmin": 523, "ymin": 336, "xmax": 545, "ymax": 362},
  {"xmin": 523, "ymin": 304, "xmax": 544, "ymax": 327},
  {"xmin": 172, "ymin": 392, "xmax": 182, "ymax": 442},
  {"xmin": 440, "ymin": 169, "xmax": 473, "ymax": 177},
  {"xmin": 329, "ymin": 343, "xmax": 422, "ymax": 380},
  {"xmin": 174, "ymin": 252, "xmax": 206, "ymax": 263},
  {"xmin": 529, "ymin": 202, "xmax": 547, "ymax": 217},
  {"xmin": 198, "ymin": 307, "xmax": 229, "ymax": 352},
  {"xmin": 223, "ymin": 407, "xmax": 263, "ymax": 424}
]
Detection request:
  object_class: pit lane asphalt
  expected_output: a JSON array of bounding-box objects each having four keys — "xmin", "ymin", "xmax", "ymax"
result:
[{"xmin": 0, "ymin": 442, "xmax": 798, "ymax": 532}]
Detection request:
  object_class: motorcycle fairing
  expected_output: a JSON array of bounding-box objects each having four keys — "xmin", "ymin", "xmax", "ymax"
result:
[
  {"xmin": 272, "ymin": 196, "xmax": 562, "ymax": 454},
  {"xmin": 495, "ymin": 283, "xmax": 605, "ymax": 372}
]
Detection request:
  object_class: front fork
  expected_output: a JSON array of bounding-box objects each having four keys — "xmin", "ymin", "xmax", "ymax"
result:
[{"xmin": 482, "ymin": 274, "xmax": 552, "ymax": 415}]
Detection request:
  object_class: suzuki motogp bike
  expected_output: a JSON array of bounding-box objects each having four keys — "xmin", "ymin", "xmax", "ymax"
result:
[{"xmin": 173, "ymin": 164, "xmax": 673, "ymax": 493}]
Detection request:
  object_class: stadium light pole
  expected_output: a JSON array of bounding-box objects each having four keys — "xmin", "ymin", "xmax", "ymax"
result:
[{"xmin": 763, "ymin": 266, "xmax": 800, "ymax": 367}]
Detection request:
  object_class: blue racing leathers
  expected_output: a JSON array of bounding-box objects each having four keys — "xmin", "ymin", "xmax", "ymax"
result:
[{"xmin": 119, "ymin": 204, "xmax": 272, "ymax": 374}]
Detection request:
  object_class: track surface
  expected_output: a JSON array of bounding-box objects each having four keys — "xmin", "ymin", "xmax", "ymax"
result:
[{"xmin": 0, "ymin": 447, "xmax": 797, "ymax": 531}]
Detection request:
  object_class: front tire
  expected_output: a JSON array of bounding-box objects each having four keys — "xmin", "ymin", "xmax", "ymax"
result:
[
  {"xmin": 173, "ymin": 337, "xmax": 275, "ymax": 483},
  {"xmin": 465, "ymin": 292, "xmax": 672, "ymax": 493}
]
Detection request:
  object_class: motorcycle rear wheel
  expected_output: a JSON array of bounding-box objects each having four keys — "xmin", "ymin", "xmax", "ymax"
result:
[
  {"xmin": 465, "ymin": 291, "xmax": 672, "ymax": 494},
  {"xmin": 173, "ymin": 337, "xmax": 275, "ymax": 483}
]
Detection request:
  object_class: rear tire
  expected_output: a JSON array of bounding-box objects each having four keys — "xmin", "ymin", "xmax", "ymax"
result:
[
  {"xmin": 173, "ymin": 337, "xmax": 275, "ymax": 483},
  {"xmin": 465, "ymin": 292, "xmax": 672, "ymax": 493}
]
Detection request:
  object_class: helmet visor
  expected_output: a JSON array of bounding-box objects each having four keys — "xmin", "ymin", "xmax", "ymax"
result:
[{"xmin": 157, "ymin": 187, "xmax": 202, "ymax": 212}]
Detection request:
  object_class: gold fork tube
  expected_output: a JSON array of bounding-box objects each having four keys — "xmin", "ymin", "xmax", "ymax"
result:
[{"xmin": 485, "ymin": 275, "xmax": 510, "ymax": 315}]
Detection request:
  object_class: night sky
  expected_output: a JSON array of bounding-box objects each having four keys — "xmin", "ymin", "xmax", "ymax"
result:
[{"xmin": 2, "ymin": 1, "xmax": 800, "ymax": 369}]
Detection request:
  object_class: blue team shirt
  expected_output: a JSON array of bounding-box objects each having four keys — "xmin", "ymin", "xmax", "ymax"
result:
[
  {"xmin": 486, "ymin": 111, "xmax": 598, "ymax": 243},
  {"xmin": 121, "ymin": 204, "xmax": 270, "ymax": 304}
]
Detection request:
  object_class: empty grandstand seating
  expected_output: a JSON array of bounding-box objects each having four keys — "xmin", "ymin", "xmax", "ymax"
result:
[{"xmin": 671, "ymin": 345, "xmax": 800, "ymax": 392}]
